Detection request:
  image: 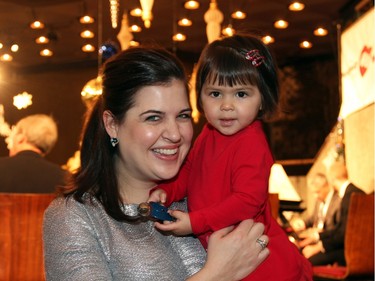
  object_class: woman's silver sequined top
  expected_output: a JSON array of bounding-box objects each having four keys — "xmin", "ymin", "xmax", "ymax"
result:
[{"xmin": 43, "ymin": 195, "xmax": 206, "ymax": 281}]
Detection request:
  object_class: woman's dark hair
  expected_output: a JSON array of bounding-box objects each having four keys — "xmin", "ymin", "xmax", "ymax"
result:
[
  {"xmin": 64, "ymin": 47, "xmax": 188, "ymax": 221},
  {"xmin": 195, "ymin": 34, "xmax": 279, "ymax": 118}
]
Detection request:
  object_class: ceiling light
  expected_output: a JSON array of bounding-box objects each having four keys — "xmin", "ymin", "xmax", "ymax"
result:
[
  {"xmin": 178, "ymin": 18, "xmax": 192, "ymax": 26},
  {"xmin": 262, "ymin": 35, "xmax": 275, "ymax": 44},
  {"xmin": 222, "ymin": 25, "xmax": 235, "ymax": 36},
  {"xmin": 313, "ymin": 27, "xmax": 328, "ymax": 36},
  {"xmin": 274, "ymin": 19, "xmax": 289, "ymax": 29},
  {"xmin": 35, "ymin": 36, "xmax": 49, "ymax": 44},
  {"xmin": 10, "ymin": 44, "xmax": 19, "ymax": 52},
  {"xmin": 13, "ymin": 91, "xmax": 32, "ymax": 110},
  {"xmin": 299, "ymin": 40, "xmax": 312, "ymax": 48},
  {"xmin": 79, "ymin": 15, "xmax": 95, "ymax": 24},
  {"xmin": 82, "ymin": 44, "xmax": 95, "ymax": 52},
  {"xmin": 80, "ymin": 30, "xmax": 95, "ymax": 38},
  {"xmin": 184, "ymin": 1, "xmax": 200, "ymax": 10},
  {"xmin": 288, "ymin": 2, "xmax": 305, "ymax": 11},
  {"xmin": 172, "ymin": 33, "xmax": 186, "ymax": 42},
  {"xmin": 130, "ymin": 24, "xmax": 142, "ymax": 32},
  {"xmin": 30, "ymin": 20, "xmax": 44, "ymax": 29},
  {"xmin": 40, "ymin": 49, "xmax": 53, "ymax": 57},
  {"xmin": 0, "ymin": 54, "xmax": 13, "ymax": 61},
  {"xmin": 130, "ymin": 8, "xmax": 142, "ymax": 17},
  {"xmin": 231, "ymin": 10, "xmax": 246, "ymax": 19}
]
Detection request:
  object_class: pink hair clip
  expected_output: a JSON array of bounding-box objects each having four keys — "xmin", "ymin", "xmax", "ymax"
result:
[{"xmin": 245, "ymin": 49, "xmax": 264, "ymax": 67}]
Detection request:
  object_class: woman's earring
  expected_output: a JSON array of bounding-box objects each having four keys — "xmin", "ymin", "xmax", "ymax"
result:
[{"xmin": 110, "ymin": 137, "xmax": 119, "ymax": 147}]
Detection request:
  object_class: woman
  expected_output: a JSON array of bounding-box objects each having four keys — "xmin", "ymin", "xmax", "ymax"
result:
[{"xmin": 43, "ymin": 46, "xmax": 269, "ymax": 280}]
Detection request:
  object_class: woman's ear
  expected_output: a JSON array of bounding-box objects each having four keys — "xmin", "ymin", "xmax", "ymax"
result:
[{"xmin": 103, "ymin": 110, "xmax": 118, "ymax": 138}]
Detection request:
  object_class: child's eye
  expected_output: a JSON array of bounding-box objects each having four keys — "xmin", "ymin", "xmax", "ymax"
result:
[
  {"xmin": 236, "ymin": 91, "xmax": 248, "ymax": 98},
  {"xmin": 209, "ymin": 91, "xmax": 221, "ymax": 98}
]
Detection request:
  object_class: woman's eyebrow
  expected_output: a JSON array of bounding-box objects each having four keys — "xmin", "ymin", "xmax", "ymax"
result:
[{"xmin": 140, "ymin": 110, "xmax": 164, "ymax": 116}]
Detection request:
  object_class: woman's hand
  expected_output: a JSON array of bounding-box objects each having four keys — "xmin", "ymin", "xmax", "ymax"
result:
[{"xmin": 188, "ymin": 219, "xmax": 269, "ymax": 281}]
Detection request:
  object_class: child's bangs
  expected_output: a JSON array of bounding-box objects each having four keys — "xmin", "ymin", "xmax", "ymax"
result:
[{"xmin": 206, "ymin": 55, "xmax": 259, "ymax": 87}]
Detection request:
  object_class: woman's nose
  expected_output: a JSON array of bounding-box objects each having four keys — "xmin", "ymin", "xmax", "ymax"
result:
[{"xmin": 162, "ymin": 120, "xmax": 182, "ymax": 142}]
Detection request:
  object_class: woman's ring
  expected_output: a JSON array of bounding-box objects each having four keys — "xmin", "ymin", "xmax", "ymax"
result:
[{"xmin": 256, "ymin": 238, "xmax": 268, "ymax": 250}]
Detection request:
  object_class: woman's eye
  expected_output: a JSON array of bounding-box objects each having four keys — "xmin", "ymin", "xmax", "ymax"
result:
[
  {"xmin": 178, "ymin": 113, "xmax": 192, "ymax": 120},
  {"xmin": 236, "ymin": 91, "xmax": 248, "ymax": 98},
  {"xmin": 145, "ymin": 115, "xmax": 161, "ymax": 122}
]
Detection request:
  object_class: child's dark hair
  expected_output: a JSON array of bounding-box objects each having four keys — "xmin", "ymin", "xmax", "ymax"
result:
[{"xmin": 195, "ymin": 34, "xmax": 279, "ymax": 118}]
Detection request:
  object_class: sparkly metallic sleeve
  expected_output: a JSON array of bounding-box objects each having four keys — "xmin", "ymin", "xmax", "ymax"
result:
[{"xmin": 43, "ymin": 196, "xmax": 206, "ymax": 281}]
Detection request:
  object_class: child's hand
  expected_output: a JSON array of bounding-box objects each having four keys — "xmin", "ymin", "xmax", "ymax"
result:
[
  {"xmin": 148, "ymin": 188, "xmax": 167, "ymax": 205},
  {"xmin": 154, "ymin": 210, "xmax": 192, "ymax": 236}
]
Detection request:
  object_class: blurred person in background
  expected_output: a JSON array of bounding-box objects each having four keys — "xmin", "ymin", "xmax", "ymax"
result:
[
  {"xmin": 299, "ymin": 162, "xmax": 365, "ymax": 265},
  {"xmin": 0, "ymin": 114, "xmax": 69, "ymax": 193},
  {"xmin": 290, "ymin": 172, "xmax": 341, "ymax": 236}
]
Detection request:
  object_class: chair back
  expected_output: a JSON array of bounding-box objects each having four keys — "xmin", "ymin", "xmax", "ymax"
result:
[
  {"xmin": 0, "ymin": 193, "xmax": 55, "ymax": 281},
  {"xmin": 344, "ymin": 192, "xmax": 374, "ymax": 276}
]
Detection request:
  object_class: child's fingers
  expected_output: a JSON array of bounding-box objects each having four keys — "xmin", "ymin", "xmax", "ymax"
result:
[{"xmin": 154, "ymin": 221, "xmax": 177, "ymax": 232}]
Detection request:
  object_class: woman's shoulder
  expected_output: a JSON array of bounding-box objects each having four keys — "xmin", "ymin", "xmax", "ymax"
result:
[{"xmin": 44, "ymin": 194, "xmax": 100, "ymax": 222}]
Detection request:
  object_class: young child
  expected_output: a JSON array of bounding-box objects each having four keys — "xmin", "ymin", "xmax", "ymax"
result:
[{"xmin": 149, "ymin": 34, "xmax": 312, "ymax": 280}]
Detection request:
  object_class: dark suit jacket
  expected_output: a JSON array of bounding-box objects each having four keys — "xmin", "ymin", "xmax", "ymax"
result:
[
  {"xmin": 305, "ymin": 191, "xmax": 341, "ymax": 232},
  {"xmin": 319, "ymin": 183, "xmax": 365, "ymax": 252},
  {"xmin": 0, "ymin": 150, "xmax": 69, "ymax": 193}
]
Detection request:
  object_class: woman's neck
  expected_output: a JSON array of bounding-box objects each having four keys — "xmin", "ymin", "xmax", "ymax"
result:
[{"xmin": 117, "ymin": 174, "xmax": 157, "ymax": 205}]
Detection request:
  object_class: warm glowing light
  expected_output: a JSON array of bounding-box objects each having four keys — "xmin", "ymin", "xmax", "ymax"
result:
[
  {"xmin": 36, "ymin": 36, "xmax": 49, "ymax": 44},
  {"xmin": 0, "ymin": 54, "xmax": 13, "ymax": 61},
  {"xmin": 262, "ymin": 35, "xmax": 275, "ymax": 44},
  {"xmin": 0, "ymin": 43, "xmax": 3, "ymax": 49},
  {"xmin": 81, "ymin": 44, "xmax": 95, "ymax": 52},
  {"xmin": 274, "ymin": 20, "xmax": 289, "ymax": 29},
  {"xmin": 231, "ymin": 10, "xmax": 246, "ymax": 19},
  {"xmin": 222, "ymin": 25, "xmax": 235, "ymax": 36},
  {"xmin": 30, "ymin": 20, "xmax": 45, "ymax": 29},
  {"xmin": 130, "ymin": 40, "xmax": 140, "ymax": 47},
  {"xmin": 13, "ymin": 92, "xmax": 33, "ymax": 110},
  {"xmin": 140, "ymin": 0, "xmax": 154, "ymax": 28},
  {"xmin": 130, "ymin": 8, "xmax": 142, "ymax": 17},
  {"xmin": 172, "ymin": 33, "xmax": 186, "ymax": 41},
  {"xmin": 178, "ymin": 18, "xmax": 192, "ymax": 26},
  {"xmin": 288, "ymin": 2, "xmax": 305, "ymax": 11},
  {"xmin": 81, "ymin": 76, "xmax": 102, "ymax": 100},
  {"xmin": 79, "ymin": 15, "xmax": 95, "ymax": 24},
  {"xmin": 314, "ymin": 27, "xmax": 328, "ymax": 36},
  {"xmin": 40, "ymin": 49, "xmax": 53, "ymax": 56},
  {"xmin": 184, "ymin": 0, "xmax": 200, "ymax": 10},
  {"xmin": 130, "ymin": 24, "xmax": 142, "ymax": 32},
  {"xmin": 110, "ymin": 0, "xmax": 119, "ymax": 28},
  {"xmin": 10, "ymin": 44, "xmax": 19, "ymax": 52},
  {"xmin": 299, "ymin": 40, "xmax": 312, "ymax": 48},
  {"xmin": 80, "ymin": 30, "xmax": 95, "ymax": 38}
]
